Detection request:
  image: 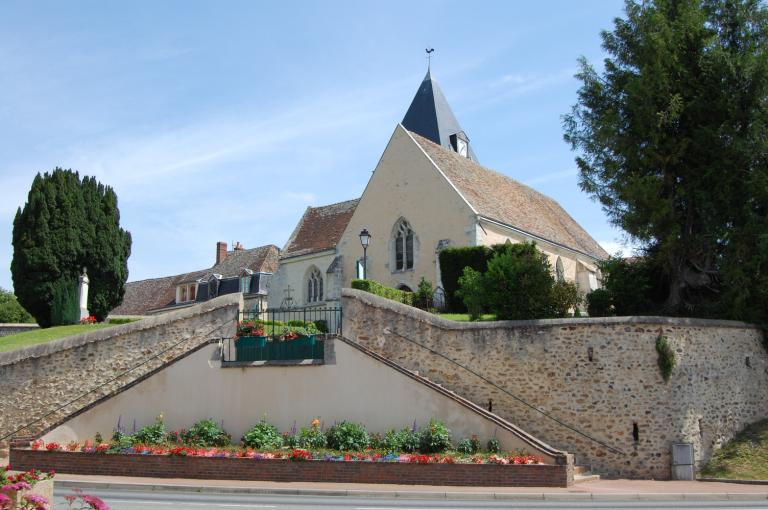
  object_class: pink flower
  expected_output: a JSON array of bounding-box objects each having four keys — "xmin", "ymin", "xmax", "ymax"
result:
[
  {"xmin": 82, "ymin": 493, "xmax": 110, "ymax": 510},
  {"xmin": 23, "ymin": 492, "xmax": 49, "ymax": 507},
  {"xmin": 0, "ymin": 493, "xmax": 11, "ymax": 510}
]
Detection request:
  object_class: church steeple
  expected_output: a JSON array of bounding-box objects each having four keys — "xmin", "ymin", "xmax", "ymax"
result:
[{"xmin": 401, "ymin": 68, "xmax": 478, "ymax": 162}]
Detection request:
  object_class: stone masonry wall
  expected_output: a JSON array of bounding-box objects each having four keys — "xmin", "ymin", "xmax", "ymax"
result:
[
  {"xmin": 0, "ymin": 294, "xmax": 240, "ymax": 453},
  {"xmin": 342, "ymin": 288, "xmax": 768, "ymax": 479}
]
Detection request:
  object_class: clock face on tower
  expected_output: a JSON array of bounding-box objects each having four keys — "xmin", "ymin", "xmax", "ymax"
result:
[{"xmin": 457, "ymin": 138, "xmax": 468, "ymax": 157}]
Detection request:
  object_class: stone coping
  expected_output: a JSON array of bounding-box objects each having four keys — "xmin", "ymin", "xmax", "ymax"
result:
[
  {"xmin": 0, "ymin": 293, "xmax": 242, "ymax": 367},
  {"xmin": 341, "ymin": 288, "xmax": 761, "ymax": 331}
]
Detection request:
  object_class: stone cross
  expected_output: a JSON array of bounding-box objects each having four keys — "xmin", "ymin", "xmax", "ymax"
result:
[{"xmin": 78, "ymin": 267, "xmax": 90, "ymax": 320}]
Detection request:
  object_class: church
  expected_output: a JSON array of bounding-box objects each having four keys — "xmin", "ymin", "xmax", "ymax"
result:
[{"xmin": 267, "ymin": 69, "xmax": 608, "ymax": 310}]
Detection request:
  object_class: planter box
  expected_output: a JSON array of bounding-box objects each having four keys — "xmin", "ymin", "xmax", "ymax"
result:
[
  {"xmin": 235, "ymin": 335, "xmax": 323, "ymax": 362},
  {"xmin": 10, "ymin": 449, "xmax": 572, "ymax": 487}
]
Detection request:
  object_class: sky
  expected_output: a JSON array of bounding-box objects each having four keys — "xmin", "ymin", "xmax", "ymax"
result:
[{"xmin": 0, "ymin": 0, "xmax": 632, "ymax": 292}]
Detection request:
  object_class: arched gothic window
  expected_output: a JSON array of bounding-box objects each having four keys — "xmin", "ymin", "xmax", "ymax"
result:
[
  {"xmin": 555, "ymin": 257, "xmax": 565, "ymax": 282},
  {"xmin": 307, "ymin": 267, "xmax": 323, "ymax": 303},
  {"xmin": 394, "ymin": 219, "xmax": 415, "ymax": 271}
]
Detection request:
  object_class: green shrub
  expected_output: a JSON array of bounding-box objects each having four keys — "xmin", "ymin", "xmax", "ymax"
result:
[
  {"xmin": 369, "ymin": 432, "xmax": 385, "ymax": 449},
  {"xmin": 298, "ymin": 423, "xmax": 327, "ymax": 449},
  {"xmin": 483, "ymin": 242, "xmax": 556, "ymax": 320},
  {"xmin": 598, "ymin": 257, "xmax": 667, "ymax": 315},
  {"xmin": 413, "ymin": 277, "xmax": 434, "ymax": 310},
  {"xmin": 313, "ymin": 320, "xmax": 328, "ymax": 333},
  {"xmin": 384, "ymin": 428, "xmax": 419, "ymax": 453},
  {"xmin": 351, "ymin": 279, "xmax": 413, "ymax": 306},
  {"xmin": 326, "ymin": 421, "xmax": 370, "ymax": 451},
  {"xmin": 242, "ymin": 419, "xmax": 283, "ymax": 449},
  {"xmin": 456, "ymin": 438, "xmax": 474, "ymax": 454},
  {"xmin": 656, "ymin": 335, "xmax": 676, "ymax": 382},
  {"xmin": 550, "ymin": 280, "xmax": 581, "ymax": 317},
  {"xmin": 134, "ymin": 415, "xmax": 166, "ymax": 445},
  {"xmin": 487, "ymin": 438, "xmax": 501, "ymax": 453},
  {"xmin": 181, "ymin": 419, "xmax": 231, "ymax": 447},
  {"xmin": 439, "ymin": 246, "xmax": 493, "ymax": 312},
  {"xmin": 418, "ymin": 419, "xmax": 452, "ymax": 453},
  {"xmin": 586, "ymin": 289, "xmax": 613, "ymax": 317},
  {"xmin": 456, "ymin": 267, "xmax": 485, "ymax": 320},
  {"xmin": 0, "ymin": 288, "xmax": 35, "ymax": 323}
]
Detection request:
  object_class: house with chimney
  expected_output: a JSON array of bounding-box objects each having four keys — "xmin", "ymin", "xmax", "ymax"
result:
[
  {"xmin": 111, "ymin": 242, "xmax": 279, "ymax": 316},
  {"xmin": 268, "ymin": 69, "xmax": 608, "ymax": 309}
]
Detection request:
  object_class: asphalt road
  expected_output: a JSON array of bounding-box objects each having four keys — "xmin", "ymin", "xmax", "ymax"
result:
[{"xmin": 52, "ymin": 487, "xmax": 768, "ymax": 510}]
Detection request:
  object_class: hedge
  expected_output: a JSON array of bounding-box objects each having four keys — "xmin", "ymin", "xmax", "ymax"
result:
[
  {"xmin": 351, "ymin": 279, "xmax": 413, "ymax": 306},
  {"xmin": 439, "ymin": 245, "xmax": 514, "ymax": 312}
]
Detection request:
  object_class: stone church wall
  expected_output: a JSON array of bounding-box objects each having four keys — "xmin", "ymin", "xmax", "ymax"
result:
[
  {"xmin": 0, "ymin": 293, "xmax": 240, "ymax": 454},
  {"xmin": 342, "ymin": 288, "xmax": 768, "ymax": 479}
]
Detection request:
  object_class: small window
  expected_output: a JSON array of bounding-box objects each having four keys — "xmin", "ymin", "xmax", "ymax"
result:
[
  {"xmin": 240, "ymin": 276, "xmax": 251, "ymax": 293},
  {"xmin": 394, "ymin": 219, "xmax": 415, "ymax": 271},
  {"xmin": 556, "ymin": 257, "xmax": 565, "ymax": 282},
  {"xmin": 588, "ymin": 272, "xmax": 598, "ymax": 290},
  {"xmin": 307, "ymin": 267, "xmax": 323, "ymax": 303},
  {"xmin": 356, "ymin": 259, "xmax": 365, "ymax": 279}
]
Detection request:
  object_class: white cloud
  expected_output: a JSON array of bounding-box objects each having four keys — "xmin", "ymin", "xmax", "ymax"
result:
[{"xmin": 599, "ymin": 239, "xmax": 642, "ymax": 258}]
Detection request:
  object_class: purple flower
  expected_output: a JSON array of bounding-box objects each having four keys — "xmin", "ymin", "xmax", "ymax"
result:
[
  {"xmin": 0, "ymin": 493, "xmax": 12, "ymax": 510},
  {"xmin": 23, "ymin": 492, "xmax": 49, "ymax": 507}
]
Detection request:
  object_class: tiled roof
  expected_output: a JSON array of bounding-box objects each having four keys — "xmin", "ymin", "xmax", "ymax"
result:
[
  {"xmin": 409, "ymin": 131, "xmax": 608, "ymax": 260},
  {"xmin": 282, "ymin": 199, "xmax": 359, "ymax": 258},
  {"xmin": 111, "ymin": 244, "xmax": 279, "ymax": 315}
]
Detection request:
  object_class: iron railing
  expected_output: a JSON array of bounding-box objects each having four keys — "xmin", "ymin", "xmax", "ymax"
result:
[{"xmin": 223, "ymin": 305, "xmax": 341, "ymax": 362}]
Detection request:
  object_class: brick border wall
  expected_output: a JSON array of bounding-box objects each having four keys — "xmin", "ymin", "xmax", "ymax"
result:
[{"xmin": 10, "ymin": 449, "xmax": 571, "ymax": 488}]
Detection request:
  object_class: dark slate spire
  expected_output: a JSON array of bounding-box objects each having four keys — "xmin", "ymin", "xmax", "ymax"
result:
[{"xmin": 402, "ymin": 69, "xmax": 478, "ymax": 161}]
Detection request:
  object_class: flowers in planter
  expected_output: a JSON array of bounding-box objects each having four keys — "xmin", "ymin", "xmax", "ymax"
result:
[
  {"xmin": 24, "ymin": 417, "xmax": 550, "ymax": 468},
  {"xmin": 80, "ymin": 315, "xmax": 97, "ymax": 325},
  {"xmin": 1, "ymin": 465, "xmax": 55, "ymax": 510}
]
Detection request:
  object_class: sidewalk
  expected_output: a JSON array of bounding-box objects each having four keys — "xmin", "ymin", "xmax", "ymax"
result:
[{"xmin": 52, "ymin": 473, "xmax": 768, "ymax": 501}]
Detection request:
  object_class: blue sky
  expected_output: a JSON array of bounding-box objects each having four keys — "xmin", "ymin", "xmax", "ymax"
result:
[{"xmin": 0, "ymin": 0, "xmax": 630, "ymax": 292}]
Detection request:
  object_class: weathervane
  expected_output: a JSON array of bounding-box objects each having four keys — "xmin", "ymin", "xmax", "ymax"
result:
[{"xmin": 426, "ymin": 48, "xmax": 434, "ymax": 69}]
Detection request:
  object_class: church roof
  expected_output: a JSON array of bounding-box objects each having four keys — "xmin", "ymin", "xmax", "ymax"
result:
[
  {"xmin": 111, "ymin": 244, "xmax": 279, "ymax": 315},
  {"xmin": 281, "ymin": 199, "xmax": 360, "ymax": 259},
  {"xmin": 408, "ymin": 130, "xmax": 609, "ymax": 260},
  {"xmin": 402, "ymin": 69, "xmax": 478, "ymax": 161}
]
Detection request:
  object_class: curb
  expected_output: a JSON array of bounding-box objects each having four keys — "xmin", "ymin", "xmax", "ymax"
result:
[{"xmin": 54, "ymin": 480, "xmax": 768, "ymax": 502}]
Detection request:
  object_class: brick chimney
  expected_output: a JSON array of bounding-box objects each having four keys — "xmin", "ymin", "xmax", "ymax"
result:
[{"xmin": 216, "ymin": 242, "xmax": 227, "ymax": 265}]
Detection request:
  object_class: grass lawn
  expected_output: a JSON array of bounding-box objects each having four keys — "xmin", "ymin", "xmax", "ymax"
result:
[
  {"xmin": 0, "ymin": 322, "xmax": 135, "ymax": 353},
  {"xmin": 438, "ymin": 313, "xmax": 497, "ymax": 322},
  {"xmin": 700, "ymin": 418, "xmax": 768, "ymax": 480}
]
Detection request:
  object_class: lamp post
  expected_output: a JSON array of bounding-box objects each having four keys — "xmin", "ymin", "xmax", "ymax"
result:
[{"xmin": 359, "ymin": 229, "xmax": 371, "ymax": 279}]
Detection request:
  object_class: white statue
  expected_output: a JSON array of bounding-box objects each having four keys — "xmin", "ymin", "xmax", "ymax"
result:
[{"xmin": 78, "ymin": 267, "xmax": 90, "ymax": 321}]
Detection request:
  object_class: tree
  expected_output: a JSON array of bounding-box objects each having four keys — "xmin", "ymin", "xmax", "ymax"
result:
[
  {"xmin": 0, "ymin": 287, "xmax": 35, "ymax": 323},
  {"xmin": 563, "ymin": 0, "xmax": 768, "ymax": 319},
  {"xmin": 12, "ymin": 168, "xmax": 132, "ymax": 327}
]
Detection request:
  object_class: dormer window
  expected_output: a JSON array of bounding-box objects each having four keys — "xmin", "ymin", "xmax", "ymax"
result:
[
  {"xmin": 176, "ymin": 283, "xmax": 197, "ymax": 304},
  {"xmin": 449, "ymin": 132, "xmax": 469, "ymax": 158}
]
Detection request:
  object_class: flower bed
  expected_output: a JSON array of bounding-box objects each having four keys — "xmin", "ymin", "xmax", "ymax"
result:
[
  {"xmin": 10, "ymin": 448, "xmax": 572, "ymax": 487},
  {"xmin": 0, "ymin": 465, "xmax": 54, "ymax": 510}
]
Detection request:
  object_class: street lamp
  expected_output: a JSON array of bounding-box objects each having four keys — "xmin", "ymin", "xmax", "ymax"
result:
[{"xmin": 359, "ymin": 229, "xmax": 371, "ymax": 279}]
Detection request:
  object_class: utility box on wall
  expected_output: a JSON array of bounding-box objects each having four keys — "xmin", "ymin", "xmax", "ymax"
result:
[{"xmin": 671, "ymin": 443, "xmax": 695, "ymax": 480}]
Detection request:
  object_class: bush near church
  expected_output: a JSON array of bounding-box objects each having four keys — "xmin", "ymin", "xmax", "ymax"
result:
[
  {"xmin": 11, "ymin": 168, "xmax": 132, "ymax": 327},
  {"xmin": 457, "ymin": 242, "xmax": 580, "ymax": 321}
]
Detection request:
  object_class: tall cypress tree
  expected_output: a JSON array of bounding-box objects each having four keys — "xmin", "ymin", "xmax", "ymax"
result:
[{"xmin": 11, "ymin": 168, "xmax": 132, "ymax": 327}]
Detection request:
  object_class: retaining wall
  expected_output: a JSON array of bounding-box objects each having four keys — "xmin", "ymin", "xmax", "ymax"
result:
[
  {"xmin": 341, "ymin": 288, "xmax": 768, "ymax": 478},
  {"xmin": 0, "ymin": 294, "xmax": 240, "ymax": 453}
]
